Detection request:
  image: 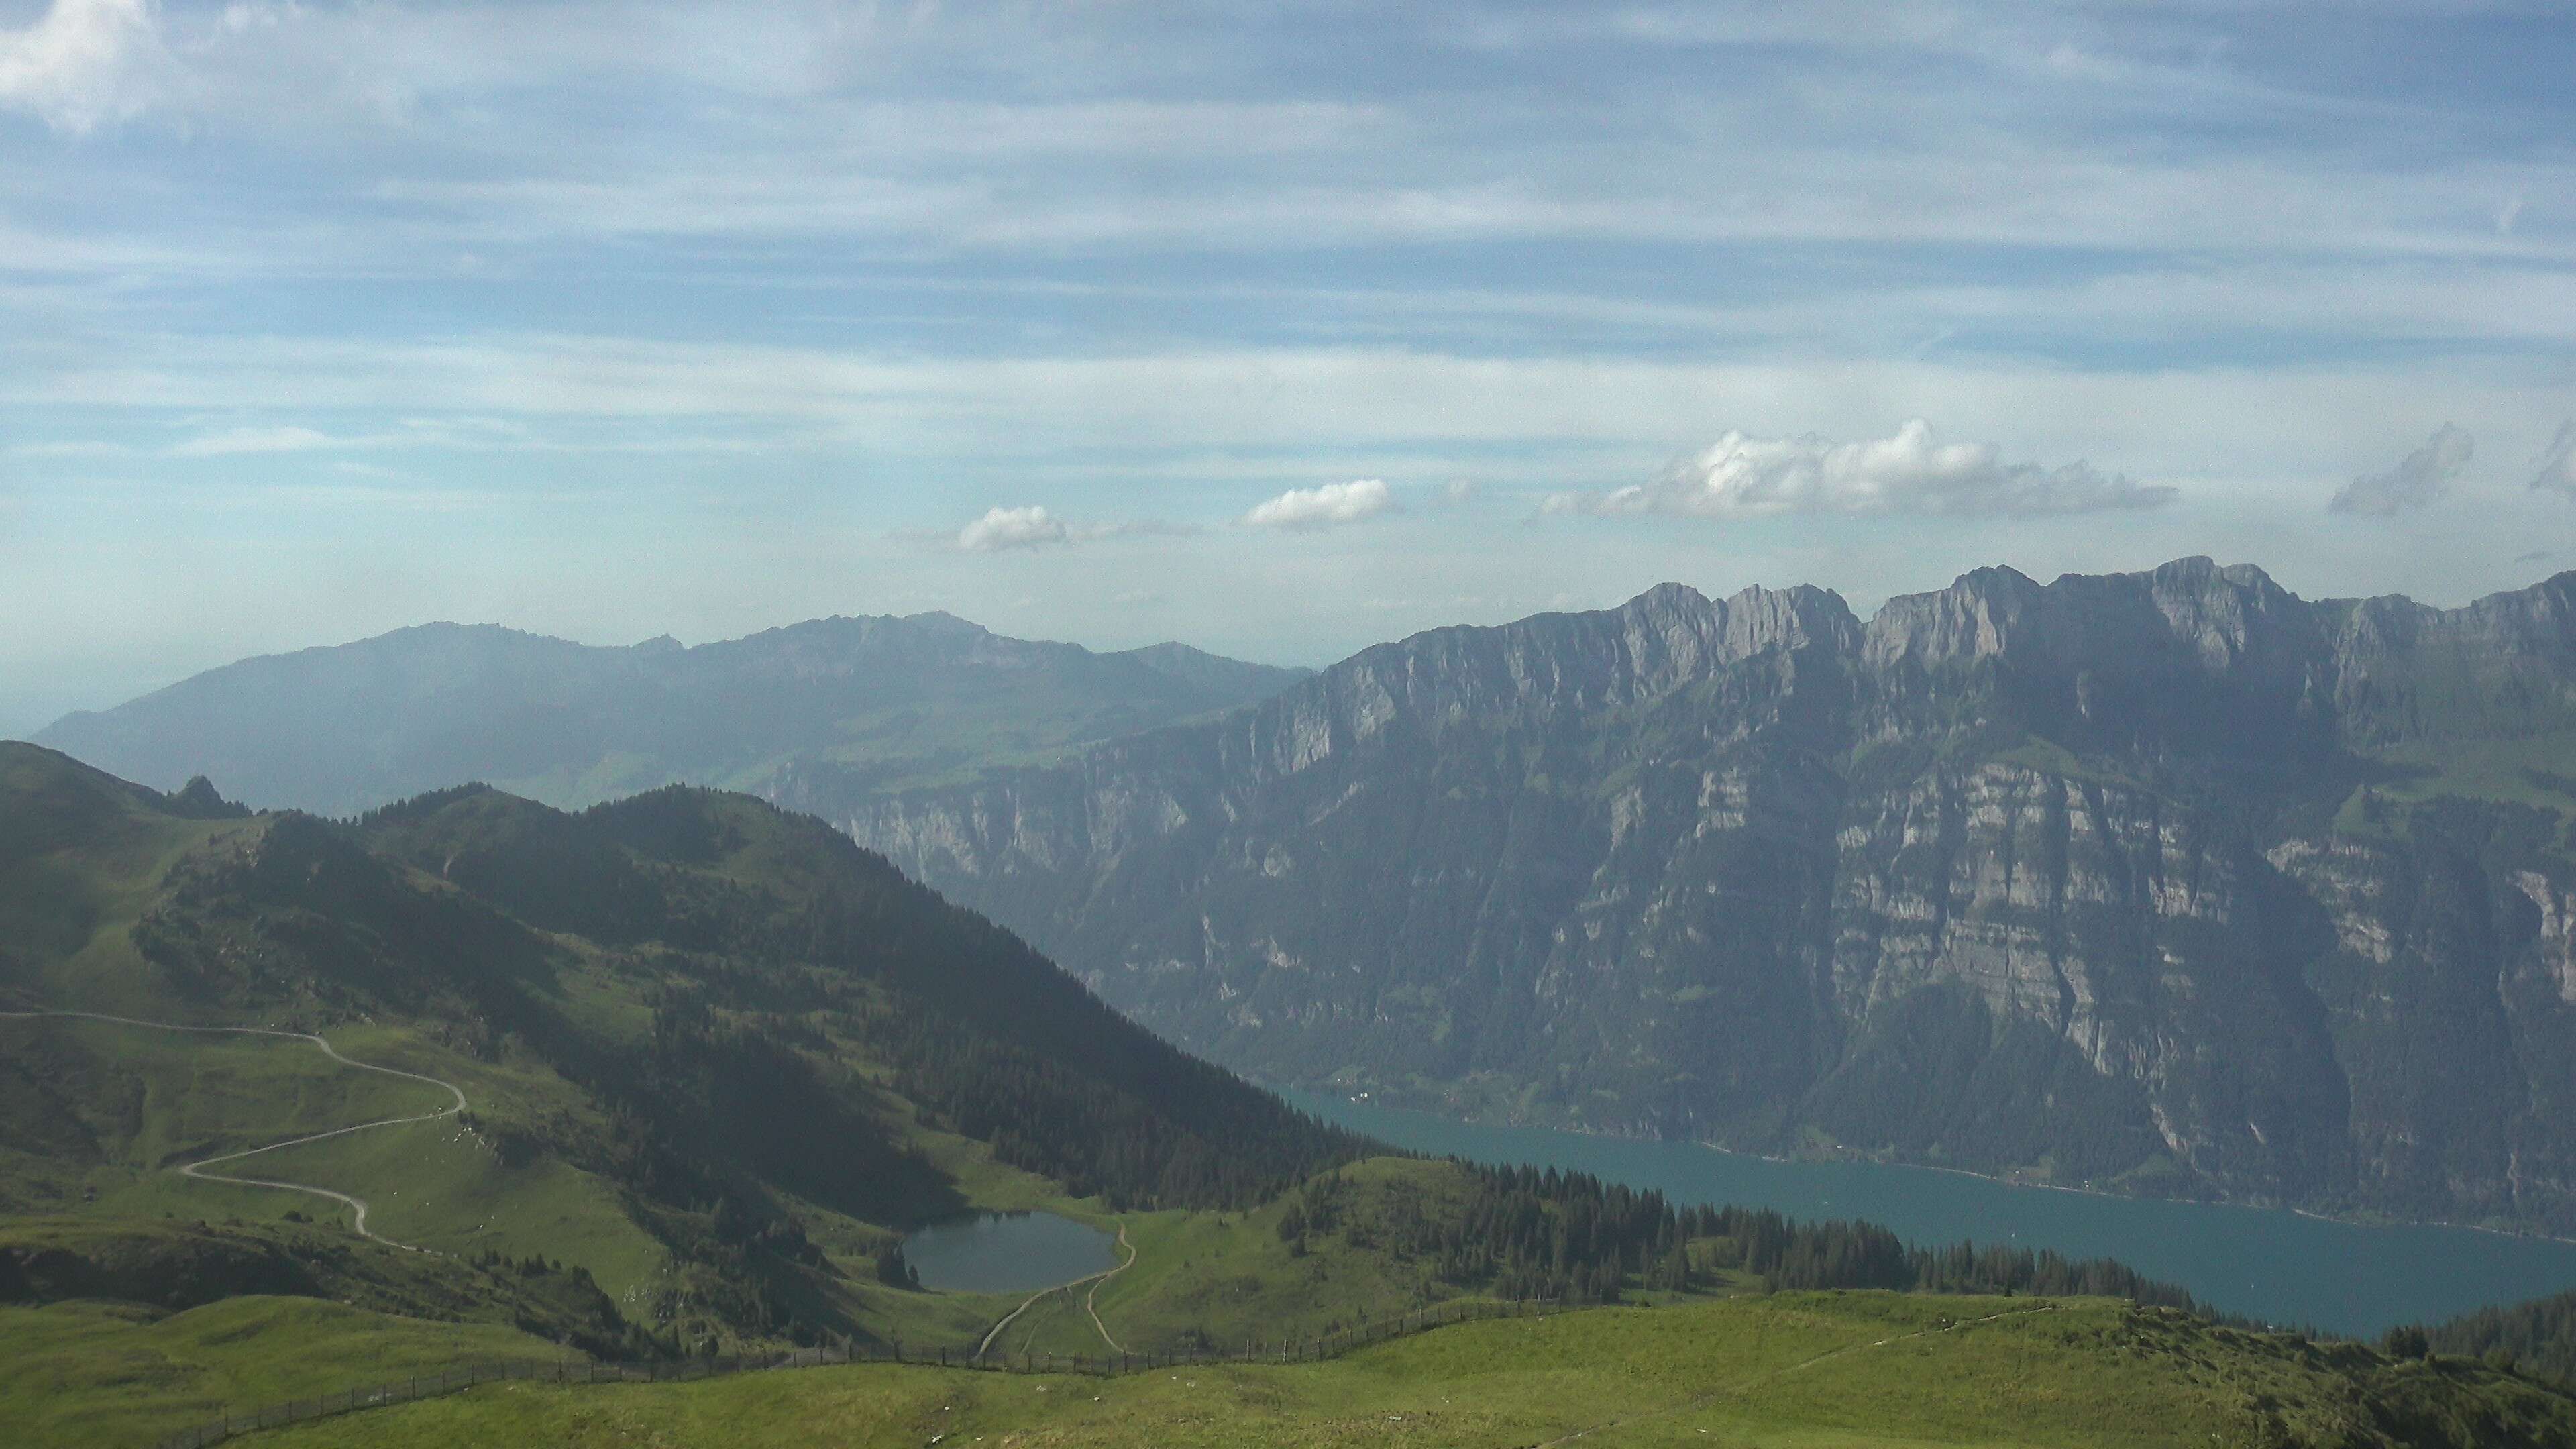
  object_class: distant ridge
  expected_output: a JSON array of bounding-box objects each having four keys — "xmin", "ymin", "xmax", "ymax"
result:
[{"xmin": 32, "ymin": 614, "xmax": 1309, "ymax": 816}]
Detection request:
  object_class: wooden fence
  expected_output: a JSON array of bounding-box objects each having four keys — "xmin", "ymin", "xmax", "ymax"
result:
[{"xmin": 154, "ymin": 1295, "xmax": 1598, "ymax": 1448}]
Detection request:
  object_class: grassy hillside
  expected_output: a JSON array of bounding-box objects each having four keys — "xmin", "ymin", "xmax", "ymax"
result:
[
  {"xmin": 235, "ymin": 1292, "xmax": 2576, "ymax": 1449},
  {"xmin": 25, "ymin": 740, "xmax": 2564, "ymax": 1448},
  {"xmin": 2, "ymin": 1295, "xmax": 574, "ymax": 1449},
  {"xmin": 0, "ymin": 742, "xmax": 1367, "ymax": 1319}
]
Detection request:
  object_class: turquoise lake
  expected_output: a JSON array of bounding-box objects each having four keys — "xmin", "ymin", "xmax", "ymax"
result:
[
  {"xmin": 900, "ymin": 1211, "xmax": 1119, "ymax": 1295},
  {"xmin": 1286, "ymin": 1089, "xmax": 2576, "ymax": 1336}
]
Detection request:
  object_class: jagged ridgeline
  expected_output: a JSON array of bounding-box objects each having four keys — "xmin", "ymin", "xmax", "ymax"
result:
[
  {"xmin": 20, "ymin": 741, "xmax": 2576, "ymax": 1449},
  {"xmin": 835, "ymin": 558, "xmax": 2576, "ymax": 1235},
  {"xmin": 0, "ymin": 741, "xmax": 1363, "ymax": 1350}
]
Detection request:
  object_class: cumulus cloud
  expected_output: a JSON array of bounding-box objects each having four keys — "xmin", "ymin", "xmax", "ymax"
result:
[
  {"xmin": 0, "ymin": 0, "xmax": 170, "ymax": 132},
  {"xmin": 957, "ymin": 505, "xmax": 1071, "ymax": 551},
  {"xmin": 1546, "ymin": 419, "xmax": 2171, "ymax": 519},
  {"xmin": 2529, "ymin": 421, "xmax": 2576, "ymax": 500},
  {"xmin": 1438, "ymin": 478, "xmax": 1477, "ymax": 506},
  {"xmin": 2329, "ymin": 423, "xmax": 2473, "ymax": 516},
  {"xmin": 1241, "ymin": 478, "xmax": 1395, "ymax": 530},
  {"xmin": 953, "ymin": 505, "xmax": 1191, "ymax": 551}
]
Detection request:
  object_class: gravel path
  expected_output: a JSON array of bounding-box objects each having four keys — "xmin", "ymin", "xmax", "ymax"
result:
[
  {"xmin": 0, "ymin": 1008, "xmax": 468, "ymax": 1252},
  {"xmin": 976, "ymin": 1218, "xmax": 1138, "ymax": 1361}
]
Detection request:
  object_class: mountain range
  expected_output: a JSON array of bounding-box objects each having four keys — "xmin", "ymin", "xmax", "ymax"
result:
[
  {"xmin": 31, "ymin": 614, "xmax": 1308, "ymax": 816},
  {"xmin": 827, "ymin": 558, "xmax": 2576, "ymax": 1234},
  {"xmin": 27, "ymin": 559, "xmax": 2576, "ymax": 1238}
]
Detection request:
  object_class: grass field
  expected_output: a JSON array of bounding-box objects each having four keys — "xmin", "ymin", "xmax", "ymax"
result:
[
  {"xmin": 229, "ymin": 1291, "xmax": 2576, "ymax": 1449},
  {"xmin": 988, "ymin": 1159, "xmax": 1497, "ymax": 1360},
  {"xmin": 0, "ymin": 1295, "xmax": 577, "ymax": 1449}
]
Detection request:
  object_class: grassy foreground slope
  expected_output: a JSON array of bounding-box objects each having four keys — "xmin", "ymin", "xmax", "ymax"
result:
[
  {"xmin": 1, "ymin": 1295, "xmax": 572, "ymax": 1449},
  {"xmin": 245, "ymin": 1293, "xmax": 2576, "ymax": 1449}
]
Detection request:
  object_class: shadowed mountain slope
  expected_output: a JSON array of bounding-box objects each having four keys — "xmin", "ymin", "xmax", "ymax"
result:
[{"xmin": 0, "ymin": 742, "xmax": 1362, "ymax": 1354}]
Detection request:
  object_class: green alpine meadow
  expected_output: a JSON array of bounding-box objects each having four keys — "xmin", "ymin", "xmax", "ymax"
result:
[{"xmin": 6, "ymin": 736, "xmax": 2576, "ymax": 1447}]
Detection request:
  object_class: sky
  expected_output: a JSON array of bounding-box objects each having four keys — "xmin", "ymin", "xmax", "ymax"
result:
[{"xmin": 3, "ymin": 0, "xmax": 2573, "ymax": 735}]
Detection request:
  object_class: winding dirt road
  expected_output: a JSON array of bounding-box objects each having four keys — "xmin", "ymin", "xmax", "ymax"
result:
[
  {"xmin": 975, "ymin": 1219, "xmax": 1137, "ymax": 1360},
  {"xmin": 0, "ymin": 1008, "xmax": 468, "ymax": 1252},
  {"xmin": 1083, "ymin": 1222, "xmax": 1136, "ymax": 1353}
]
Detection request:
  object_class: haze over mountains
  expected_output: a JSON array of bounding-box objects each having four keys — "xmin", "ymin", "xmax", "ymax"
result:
[
  {"xmin": 32, "ymin": 614, "xmax": 1308, "ymax": 818},
  {"xmin": 29, "ymin": 559, "xmax": 2576, "ymax": 1239},
  {"xmin": 837, "ymin": 558, "xmax": 2576, "ymax": 1234}
]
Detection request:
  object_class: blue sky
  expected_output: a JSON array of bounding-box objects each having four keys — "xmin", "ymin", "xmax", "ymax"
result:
[{"xmin": 3, "ymin": 0, "xmax": 2572, "ymax": 734}]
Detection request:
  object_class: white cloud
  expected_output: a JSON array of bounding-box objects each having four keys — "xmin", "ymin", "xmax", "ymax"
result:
[
  {"xmin": 2530, "ymin": 421, "xmax": 2576, "ymax": 500},
  {"xmin": 2330, "ymin": 423, "xmax": 2473, "ymax": 516},
  {"xmin": 951, "ymin": 505, "xmax": 1195, "ymax": 551},
  {"xmin": 1547, "ymin": 419, "xmax": 2172, "ymax": 519},
  {"xmin": 957, "ymin": 505, "xmax": 1070, "ymax": 552},
  {"xmin": 1241, "ymin": 478, "xmax": 1396, "ymax": 531},
  {"xmin": 0, "ymin": 0, "xmax": 169, "ymax": 131},
  {"xmin": 168, "ymin": 425, "xmax": 335, "ymax": 458},
  {"xmin": 1438, "ymin": 479, "xmax": 1477, "ymax": 506}
]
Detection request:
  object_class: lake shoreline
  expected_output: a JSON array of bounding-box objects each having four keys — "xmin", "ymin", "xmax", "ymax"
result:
[
  {"xmin": 1280, "ymin": 1081, "xmax": 2576, "ymax": 1252},
  {"xmin": 1278, "ymin": 1083, "xmax": 2576, "ymax": 1335}
]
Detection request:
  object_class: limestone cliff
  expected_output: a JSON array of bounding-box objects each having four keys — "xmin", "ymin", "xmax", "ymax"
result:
[{"xmin": 795, "ymin": 559, "xmax": 2576, "ymax": 1232}]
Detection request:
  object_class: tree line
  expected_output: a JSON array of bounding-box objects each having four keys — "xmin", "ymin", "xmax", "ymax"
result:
[{"xmin": 1280, "ymin": 1161, "xmax": 2214, "ymax": 1313}]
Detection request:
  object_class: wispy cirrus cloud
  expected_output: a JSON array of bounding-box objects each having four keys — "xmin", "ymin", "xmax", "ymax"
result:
[
  {"xmin": 2529, "ymin": 421, "xmax": 2576, "ymax": 500},
  {"xmin": 5, "ymin": 0, "xmax": 2575, "ymax": 712},
  {"xmin": 167, "ymin": 425, "xmax": 337, "ymax": 458},
  {"xmin": 1546, "ymin": 421, "xmax": 2171, "ymax": 519},
  {"xmin": 2330, "ymin": 423, "xmax": 2474, "ymax": 517}
]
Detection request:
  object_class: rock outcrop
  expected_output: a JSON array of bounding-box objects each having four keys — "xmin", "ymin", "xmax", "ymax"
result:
[{"xmin": 813, "ymin": 559, "xmax": 2576, "ymax": 1232}]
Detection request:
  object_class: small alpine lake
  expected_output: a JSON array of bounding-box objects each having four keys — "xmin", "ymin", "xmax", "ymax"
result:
[
  {"xmin": 1287, "ymin": 1089, "xmax": 2576, "ymax": 1336},
  {"xmin": 900, "ymin": 1210, "xmax": 1119, "ymax": 1295}
]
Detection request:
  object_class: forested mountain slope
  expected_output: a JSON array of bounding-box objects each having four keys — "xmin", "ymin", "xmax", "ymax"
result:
[
  {"xmin": 31, "ymin": 614, "xmax": 1307, "ymax": 816},
  {"xmin": 835, "ymin": 558, "xmax": 2576, "ymax": 1234},
  {"xmin": 0, "ymin": 742, "xmax": 1360, "ymax": 1354}
]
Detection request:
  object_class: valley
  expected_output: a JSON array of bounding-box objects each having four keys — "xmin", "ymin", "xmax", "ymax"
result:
[
  {"xmin": 1293, "ymin": 1089, "xmax": 2576, "ymax": 1337},
  {"xmin": 17, "ymin": 561, "xmax": 2576, "ymax": 1447},
  {"xmin": 836, "ymin": 561, "xmax": 2576, "ymax": 1238},
  {"xmin": 15, "ymin": 0, "xmax": 2563, "ymax": 1438}
]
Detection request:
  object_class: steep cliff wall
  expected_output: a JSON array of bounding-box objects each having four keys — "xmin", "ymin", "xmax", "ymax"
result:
[{"xmin": 794, "ymin": 559, "xmax": 2576, "ymax": 1232}]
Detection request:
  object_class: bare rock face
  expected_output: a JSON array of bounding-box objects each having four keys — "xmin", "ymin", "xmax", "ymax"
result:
[{"xmin": 802, "ymin": 559, "xmax": 2576, "ymax": 1233}]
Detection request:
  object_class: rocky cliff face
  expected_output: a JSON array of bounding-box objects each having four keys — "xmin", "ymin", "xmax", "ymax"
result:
[{"xmin": 799, "ymin": 559, "xmax": 2576, "ymax": 1232}]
